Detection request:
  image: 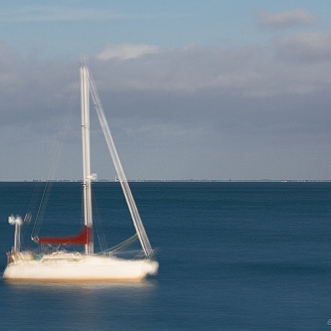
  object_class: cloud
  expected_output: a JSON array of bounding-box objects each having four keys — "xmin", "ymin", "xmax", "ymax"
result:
[
  {"xmin": 0, "ymin": 44, "xmax": 77, "ymax": 131},
  {"xmin": 277, "ymin": 31, "xmax": 331, "ymax": 62},
  {"xmin": 257, "ymin": 8, "xmax": 317, "ymax": 29},
  {"xmin": 0, "ymin": 6, "xmax": 138, "ymax": 22},
  {"xmin": 89, "ymin": 43, "xmax": 331, "ymax": 98},
  {"xmin": 2, "ymin": 42, "xmax": 331, "ymax": 129},
  {"xmin": 96, "ymin": 43, "xmax": 161, "ymax": 60},
  {"xmin": 0, "ymin": 42, "xmax": 330, "ymax": 180},
  {"xmin": 94, "ymin": 44, "xmax": 267, "ymax": 93}
]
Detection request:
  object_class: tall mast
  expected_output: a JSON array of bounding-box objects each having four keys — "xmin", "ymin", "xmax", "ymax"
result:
[{"xmin": 80, "ymin": 65, "xmax": 93, "ymax": 254}]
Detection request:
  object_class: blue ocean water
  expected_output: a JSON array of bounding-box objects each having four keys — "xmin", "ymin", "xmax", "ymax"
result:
[{"xmin": 0, "ymin": 182, "xmax": 330, "ymax": 331}]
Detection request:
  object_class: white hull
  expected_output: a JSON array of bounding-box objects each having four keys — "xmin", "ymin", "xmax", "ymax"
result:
[{"xmin": 3, "ymin": 251, "xmax": 158, "ymax": 281}]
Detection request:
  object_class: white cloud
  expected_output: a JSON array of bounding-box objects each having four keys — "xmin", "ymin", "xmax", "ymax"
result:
[
  {"xmin": 88, "ymin": 43, "xmax": 331, "ymax": 97},
  {"xmin": 0, "ymin": 6, "xmax": 132, "ymax": 22},
  {"xmin": 277, "ymin": 31, "xmax": 331, "ymax": 62},
  {"xmin": 257, "ymin": 8, "xmax": 317, "ymax": 29},
  {"xmin": 0, "ymin": 42, "xmax": 331, "ymax": 180},
  {"xmin": 96, "ymin": 43, "xmax": 161, "ymax": 60}
]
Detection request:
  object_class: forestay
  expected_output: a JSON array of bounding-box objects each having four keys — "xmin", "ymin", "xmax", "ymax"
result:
[{"xmin": 87, "ymin": 68, "xmax": 154, "ymax": 259}]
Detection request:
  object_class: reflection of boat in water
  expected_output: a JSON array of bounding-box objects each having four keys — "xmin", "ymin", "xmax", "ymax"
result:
[
  {"xmin": 5, "ymin": 278, "xmax": 157, "ymax": 290},
  {"xmin": 3, "ymin": 65, "xmax": 158, "ymax": 281}
]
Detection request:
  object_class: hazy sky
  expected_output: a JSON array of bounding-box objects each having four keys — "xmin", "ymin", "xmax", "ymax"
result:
[{"xmin": 0, "ymin": 1, "xmax": 330, "ymax": 181}]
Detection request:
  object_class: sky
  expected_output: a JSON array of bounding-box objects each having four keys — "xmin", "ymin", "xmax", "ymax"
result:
[{"xmin": 0, "ymin": 0, "xmax": 330, "ymax": 181}]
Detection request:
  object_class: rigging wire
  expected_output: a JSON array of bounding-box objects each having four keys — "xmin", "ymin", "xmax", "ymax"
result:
[
  {"xmin": 20, "ymin": 183, "xmax": 42, "ymax": 249},
  {"xmin": 88, "ymin": 68, "xmax": 154, "ymax": 258},
  {"xmin": 97, "ymin": 233, "xmax": 138, "ymax": 255},
  {"xmin": 91, "ymin": 191, "xmax": 108, "ymax": 252},
  {"xmin": 31, "ymin": 81, "xmax": 79, "ymax": 240}
]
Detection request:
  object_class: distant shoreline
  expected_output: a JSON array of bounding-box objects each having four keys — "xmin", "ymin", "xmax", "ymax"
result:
[{"xmin": 1, "ymin": 179, "xmax": 330, "ymax": 183}]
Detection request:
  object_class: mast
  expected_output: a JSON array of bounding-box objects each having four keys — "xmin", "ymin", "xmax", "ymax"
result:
[{"xmin": 80, "ymin": 65, "xmax": 93, "ymax": 254}]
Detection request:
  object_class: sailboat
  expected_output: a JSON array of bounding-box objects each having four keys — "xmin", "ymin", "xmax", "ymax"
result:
[{"xmin": 3, "ymin": 65, "xmax": 159, "ymax": 281}]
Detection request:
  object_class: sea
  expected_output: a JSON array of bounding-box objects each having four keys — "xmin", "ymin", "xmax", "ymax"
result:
[{"xmin": 0, "ymin": 181, "xmax": 330, "ymax": 331}]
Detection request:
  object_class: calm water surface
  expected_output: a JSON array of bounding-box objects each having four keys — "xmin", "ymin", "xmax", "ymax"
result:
[{"xmin": 0, "ymin": 182, "xmax": 330, "ymax": 331}]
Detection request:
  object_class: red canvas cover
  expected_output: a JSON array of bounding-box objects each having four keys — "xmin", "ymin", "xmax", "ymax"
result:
[{"xmin": 35, "ymin": 226, "xmax": 92, "ymax": 245}]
